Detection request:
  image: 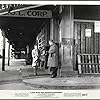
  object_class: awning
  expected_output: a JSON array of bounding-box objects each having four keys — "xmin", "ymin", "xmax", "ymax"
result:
[{"xmin": 0, "ymin": 5, "xmax": 55, "ymax": 51}]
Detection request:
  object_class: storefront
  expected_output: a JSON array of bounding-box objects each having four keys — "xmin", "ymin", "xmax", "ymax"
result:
[
  {"xmin": 1, "ymin": 4, "xmax": 100, "ymax": 75},
  {"xmin": 58, "ymin": 5, "xmax": 100, "ymax": 75},
  {"xmin": 74, "ymin": 6, "xmax": 100, "ymax": 74},
  {"xmin": 0, "ymin": 4, "xmax": 55, "ymax": 70}
]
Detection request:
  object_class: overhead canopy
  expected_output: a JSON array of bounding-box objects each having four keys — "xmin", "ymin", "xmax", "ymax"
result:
[
  {"xmin": 0, "ymin": 16, "xmax": 47, "ymax": 50},
  {"xmin": 0, "ymin": 5, "xmax": 55, "ymax": 51}
]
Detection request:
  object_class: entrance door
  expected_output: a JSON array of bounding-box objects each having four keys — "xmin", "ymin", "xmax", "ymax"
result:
[{"xmin": 74, "ymin": 21, "xmax": 100, "ymax": 74}]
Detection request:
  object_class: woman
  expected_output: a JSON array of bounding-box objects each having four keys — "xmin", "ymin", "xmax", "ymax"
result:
[
  {"xmin": 40, "ymin": 50, "xmax": 46, "ymax": 69},
  {"xmin": 47, "ymin": 40, "xmax": 58, "ymax": 78},
  {"xmin": 32, "ymin": 45, "xmax": 39, "ymax": 75}
]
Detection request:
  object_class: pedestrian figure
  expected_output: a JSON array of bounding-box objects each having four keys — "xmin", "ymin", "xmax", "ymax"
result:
[
  {"xmin": 32, "ymin": 45, "xmax": 39, "ymax": 76},
  {"xmin": 47, "ymin": 40, "xmax": 58, "ymax": 78},
  {"xmin": 40, "ymin": 50, "xmax": 46, "ymax": 69},
  {"xmin": 44, "ymin": 45, "xmax": 50, "ymax": 69}
]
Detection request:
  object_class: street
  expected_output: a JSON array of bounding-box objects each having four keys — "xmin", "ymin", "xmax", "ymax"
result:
[
  {"xmin": 0, "ymin": 78, "xmax": 44, "ymax": 90},
  {"xmin": 0, "ymin": 81, "xmax": 35, "ymax": 90},
  {"xmin": 0, "ymin": 58, "xmax": 44, "ymax": 90}
]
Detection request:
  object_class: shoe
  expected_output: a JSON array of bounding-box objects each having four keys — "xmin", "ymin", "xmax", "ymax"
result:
[
  {"xmin": 51, "ymin": 75, "xmax": 56, "ymax": 78},
  {"xmin": 48, "ymin": 71, "xmax": 52, "ymax": 75},
  {"xmin": 34, "ymin": 73, "xmax": 37, "ymax": 76}
]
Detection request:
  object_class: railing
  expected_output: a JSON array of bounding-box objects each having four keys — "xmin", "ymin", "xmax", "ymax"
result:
[{"xmin": 77, "ymin": 54, "xmax": 100, "ymax": 74}]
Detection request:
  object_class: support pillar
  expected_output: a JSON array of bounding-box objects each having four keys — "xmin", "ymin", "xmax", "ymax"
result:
[
  {"xmin": 50, "ymin": 18, "xmax": 54, "ymax": 41},
  {"xmin": 59, "ymin": 5, "xmax": 74, "ymax": 73},
  {"xmin": 26, "ymin": 45, "xmax": 30, "ymax": 65},
  {"xmin": 50, "ymin": 12, "xmax": 61, "ymax": 76},
  {"xmin": 8, "ymin": 41, "xmax": 10, "ymax": 66},
  {"xmin": 50, "ymin": 18, "xmax": 59, "ymax": 43},
  {"xmin": 26, "ymin": 45, "xmax": 29, "ymax": 56},
  {"xmin": 2, "ymin": 30, "xmax": 5, "ymax": 71}
]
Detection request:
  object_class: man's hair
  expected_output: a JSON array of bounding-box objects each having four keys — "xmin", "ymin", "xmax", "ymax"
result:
[{"xmin": 49, "ymin": 39, "xmax": 54, "ymax": 43}]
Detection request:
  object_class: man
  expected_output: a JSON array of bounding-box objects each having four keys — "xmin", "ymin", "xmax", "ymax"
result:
[{"xmin": 47, "ymin": 40, "xmax": 58, "ymax": 78}]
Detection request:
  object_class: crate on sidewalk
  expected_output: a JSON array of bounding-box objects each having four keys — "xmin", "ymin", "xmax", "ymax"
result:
[{"xmin": 77, "ymin": 54, "xmax": 100, "ymax": 74}]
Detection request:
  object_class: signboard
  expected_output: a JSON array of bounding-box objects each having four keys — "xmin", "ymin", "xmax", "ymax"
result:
[
  {"xmin": 94, "ymin": 21, "xmax": 100, "ymax": 33},
  {"xmin": 1, "ymin": 10, "xmax": 52, "ymax": 18},
  {"xmin": 85, "ymin": 29, "xmax": 91, "ymax": 37}
]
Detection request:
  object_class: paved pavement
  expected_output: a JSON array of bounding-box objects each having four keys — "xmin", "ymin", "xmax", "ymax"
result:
[
  {"xmin": 0, "ymin": 82, "xmax": 34, "ymax": 90},
  {"xmin": 0, "ymin": 59, "xmax": 45, "ymax": 90},
  {"xmin": 0, "ymin": 58, "xmax": 100, "ymax": 90},
  {"xmin": 23, "ymin": 72, "xmax": 100, "ymax": 90},
  {"xmin": 0, "ymin": 69, "xmax": 45, "ymax": 90},
  {"xmin": 23, "ymin": 76, "xmax": 100, "ymax": 90},
  {"xmin": 20, "ymin": 65, "xmax": 100, "ymax": 90}
]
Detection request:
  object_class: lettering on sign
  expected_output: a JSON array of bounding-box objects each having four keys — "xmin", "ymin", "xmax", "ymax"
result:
[{"xmin": 1, "ymin": 10, "xmax": 52, "ymax": 18}]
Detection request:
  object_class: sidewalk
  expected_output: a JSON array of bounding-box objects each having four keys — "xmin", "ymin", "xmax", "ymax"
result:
[
  {"xmin": 23, "ymin": 76, "xmax": 100, "ymax": 90},
  {"xmin": 0, "ymin": 65, "xmax": 100, "ymax": 90},
  {"xmin": 21, "ymin": 67, "xmax": 100, "ymax": 90},
  {"xmin": 1, "ymin": 58, "xmax": 100, "ymax": 90},
  {"xmin": 0, "ymin": 70, "xmax": 22, "ymax": 85},
  {"xmin": 0, "ymin": 59, "xmax": 25, "ymax": 84}
]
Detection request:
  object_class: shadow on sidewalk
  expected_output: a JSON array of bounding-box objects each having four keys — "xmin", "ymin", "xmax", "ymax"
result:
[{"xmin": 21, "ymin": 67, "xmax": 50, "ymax": 79}]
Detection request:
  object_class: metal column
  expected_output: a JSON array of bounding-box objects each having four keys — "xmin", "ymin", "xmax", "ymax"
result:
[
  {"xmin": 8, "ymin": 41, "xmax": 10, "ymax": 66},
  {"xmin": 2, "ymin": 30, "xmax": 5, "ymax": 71}
]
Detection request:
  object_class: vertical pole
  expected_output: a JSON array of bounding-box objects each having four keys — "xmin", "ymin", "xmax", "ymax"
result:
[
  {"xmin": 27, "ymin": 45, "xmax": 29, "ymax": 54},
  {"xmin": 8, "ymin": 41, "xmax": 10, "ymax": 66},
  {"xmin": 26, "ymin": 45, "xmax": 29, "ymax": 65},
  {"xmin": 26, "ymin": 45, "xmax": 29, "ymax": 58},
  {"xmin": 50, "ymin": 18, "xmax": 54, "ymax": 41},
  {"xmin": 2, "ymin": 30, "xmax": 5, "ymax": 71}
]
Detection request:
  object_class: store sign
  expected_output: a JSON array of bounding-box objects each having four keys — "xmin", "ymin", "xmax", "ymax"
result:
[
  {"xmin": 1, "ymin": 10, "xmax": 52, "ymax": 18},
  {"xmin": 94, "ymin": 21, "xmax": 100, "ymax": 33},
  {"xmin": 85, "ymin": 29, "xmax": 91, "ymax": 37}
]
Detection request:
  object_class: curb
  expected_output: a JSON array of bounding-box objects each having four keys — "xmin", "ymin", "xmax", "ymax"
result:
[{"xmin": 23, "ymin": 80, "xmax": 100, "ymax": 90}]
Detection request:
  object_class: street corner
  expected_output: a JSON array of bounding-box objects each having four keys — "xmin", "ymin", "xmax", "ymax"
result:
[{"xmin": 22, "ymin": 76, "xmax": 100, "ymax": 90}]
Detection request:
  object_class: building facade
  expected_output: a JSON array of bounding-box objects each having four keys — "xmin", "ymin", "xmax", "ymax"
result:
[
  {"xmin": 0, "ymin": 4, "xmax": 100, "ymax": 75},
  {"xmin": 58, "ymin": 5, "xmax": 100, "ymax": 75}
]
